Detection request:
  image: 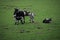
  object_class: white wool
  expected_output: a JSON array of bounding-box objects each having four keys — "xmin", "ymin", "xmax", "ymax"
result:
[
  {"xmin": 46, "ymin": 18, "xmax": 49, "ymax": 20},
  {"xmin": 24, "ymin": 11, "xmax": 26, "ymax": 15}
]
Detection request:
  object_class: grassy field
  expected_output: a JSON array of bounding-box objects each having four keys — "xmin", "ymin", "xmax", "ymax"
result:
[{"xmin": 0, "ymin": 0, "xmax": 60, "ymax": 40}]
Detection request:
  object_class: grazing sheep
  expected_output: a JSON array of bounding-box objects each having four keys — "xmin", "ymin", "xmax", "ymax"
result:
[{"xmin": 43, "ymin": 18, "xmax": 52, "ymax": 23}]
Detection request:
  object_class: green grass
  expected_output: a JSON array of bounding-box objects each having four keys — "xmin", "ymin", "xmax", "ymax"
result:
[{"xmin": 0, "ymin": 0, "xmax": 60, "ymax": 40}]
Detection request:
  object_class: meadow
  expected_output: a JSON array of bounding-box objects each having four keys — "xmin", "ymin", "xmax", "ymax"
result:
[{"xmin": 0, "ymin": 0, "xmax": 60, "ymax": 40}]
